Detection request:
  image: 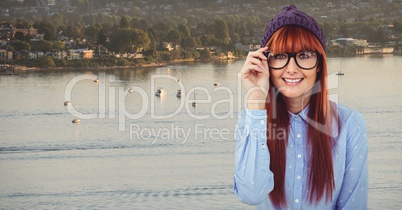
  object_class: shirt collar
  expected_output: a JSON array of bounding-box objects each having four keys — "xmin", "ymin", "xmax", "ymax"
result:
[
  {"xmin": 288, "ymin": 102, "xmax": 340, "ymax": 138},
  {"xmin": 289, "ymin": 104, "xmax": 310, "ymax": 123}
]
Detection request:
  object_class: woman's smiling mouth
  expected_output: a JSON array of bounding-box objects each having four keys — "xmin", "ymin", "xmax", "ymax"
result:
[{"xmin": 283, "ymin": 78, "xmax": 303, "ymax": 85}]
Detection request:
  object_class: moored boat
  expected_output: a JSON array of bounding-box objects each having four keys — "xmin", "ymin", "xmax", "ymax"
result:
[
  {"xmin": 155, "ymin": 88, "xmax": 167, "ymax": 96},
  {"xmin": 176, "ymin": 90, "xmax": 183, "ymax": 98}
]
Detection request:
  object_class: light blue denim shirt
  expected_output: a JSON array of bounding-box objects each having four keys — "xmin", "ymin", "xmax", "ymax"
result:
[{"xmin": 233, "ymin": 103, "xmax": 368, "ymax": 210}]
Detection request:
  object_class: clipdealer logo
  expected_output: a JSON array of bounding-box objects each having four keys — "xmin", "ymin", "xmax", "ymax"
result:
[
  {"xmin": 129, "ymin": 123, "xmax": 233, "ymax": 144},
  {"xmin": 64, "ymin": 71, "xmax": 339, "ymax": 140},
  {"xmin": 63, "ymin": 73, "xmax": 240, "ymax": 134}
]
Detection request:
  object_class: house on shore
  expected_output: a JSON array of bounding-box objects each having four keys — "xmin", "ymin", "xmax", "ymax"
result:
[
  {"xmin": 333, "ymin": 38, "xmax": 395, "ymax": 55},
  {"xmin": 0, "ymin": 49, "xmax": 13, "ymax": 61},
  {"xmin": 68, "ymin": 49, "xmax": 94, "ymax": 60},
  {"xmin": 356, "ymin": 46, "xmax": 394, "ymax": 55}
]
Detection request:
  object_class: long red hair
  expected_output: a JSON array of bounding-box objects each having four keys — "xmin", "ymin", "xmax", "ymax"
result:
[{"xmin": 265, "ymin": 26, "xmax": 340, "ymax": 208}]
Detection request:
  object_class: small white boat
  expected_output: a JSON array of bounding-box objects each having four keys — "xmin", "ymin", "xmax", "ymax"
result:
[
  {"xmin": 176, "ymin": 90, "xmax": 183, "ymax": 98},
  {"xmin": 192, "ymin": 90, "xmax": 197, "ymax": 107},
  {"xmin": 64, "ymin": 101, "xmax": 71, "ymax": 106},
  {"xmin": 94, "ymin": 78, "xmax": 99, "ymax": 83},
  {"xmin": 336, "ymin": 71, "xmax": 344, "ymax": 76},
  {"xmin": 214, "ymin": 82, "xmax": 220, "ymax": 86},
  {"xmin": 72, "ymin": 118, "xmax": 80, "ymax": 124},
  {"xmin": 155, "ymin": 88, "xmax": 167, "ymax": 96}
]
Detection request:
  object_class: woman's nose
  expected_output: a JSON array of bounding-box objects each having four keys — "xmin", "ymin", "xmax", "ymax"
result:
[{"xmin": 286, "ymin": 57, "xmax": 299, "ymax": 73}]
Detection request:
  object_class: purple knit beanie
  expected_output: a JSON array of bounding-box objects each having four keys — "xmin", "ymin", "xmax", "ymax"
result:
[{"xmin": 261, "ymin": 5, "xmax": 326, "ymax": 51}]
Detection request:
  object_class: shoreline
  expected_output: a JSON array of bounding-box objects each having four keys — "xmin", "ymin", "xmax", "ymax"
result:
[
  {"xmin": 2, "ymin": 53, "xmax": 398, "ymax": 74},
  {"xmin": 3, "ymin": 58, "xmax": 233, "ymax": 73},
  {"xmin": 10, "ymin": 62, "xmax": 170, "ymax": 72}
]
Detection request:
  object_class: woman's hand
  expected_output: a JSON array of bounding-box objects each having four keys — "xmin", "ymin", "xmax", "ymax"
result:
[{"xmin": 239, "ymin": 47, "xmax": 270, "ymax": 110}]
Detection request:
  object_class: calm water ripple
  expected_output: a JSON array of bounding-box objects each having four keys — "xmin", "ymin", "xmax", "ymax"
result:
[{"xmin": 1, "ymin": 56, "xmax": 402, "ymax": 209}]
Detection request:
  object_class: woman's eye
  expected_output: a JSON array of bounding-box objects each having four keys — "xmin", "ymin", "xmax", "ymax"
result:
[
  {"xmin": 274, "ymin": 54, "xmax": 287, "ymax": 59},
  {"xmin": 298, "ymin": 51, "xmax": 313, "ymax": 59}
]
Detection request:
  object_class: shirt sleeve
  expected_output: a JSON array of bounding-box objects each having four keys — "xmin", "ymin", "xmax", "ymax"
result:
[
  {"xmin": 336, "ymin": 111, "xmax": 368, "ymax": 209},
  {"xmin": 233, "ymin": 109, "xmax": 274, "ymax": 205}
]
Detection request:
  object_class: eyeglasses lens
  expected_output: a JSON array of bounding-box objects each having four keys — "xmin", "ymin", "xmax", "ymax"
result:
[{"xmin": 268, "ymin": 51, "xmax": 318, "ymax": 70}]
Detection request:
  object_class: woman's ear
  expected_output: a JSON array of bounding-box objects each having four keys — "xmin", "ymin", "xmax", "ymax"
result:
[{"xmin": 317, "ymin": 65, "xmax": 321, "ymax": 73}]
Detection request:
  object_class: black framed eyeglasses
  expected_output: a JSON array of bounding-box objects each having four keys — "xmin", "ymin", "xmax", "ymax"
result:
[{"xmin": 264, "ymin": 50, "xmax": 320, "ymax": 70}]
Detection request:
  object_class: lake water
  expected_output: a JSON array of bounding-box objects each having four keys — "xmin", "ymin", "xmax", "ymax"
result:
[{"xmin": 0, "ymin": 55, "xmax": 401, "ymax": 209}]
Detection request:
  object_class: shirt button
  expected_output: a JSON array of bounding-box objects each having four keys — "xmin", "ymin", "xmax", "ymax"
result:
[
  {"xmin": 297, "ymin": 134, "xmax": 301, "ymax": 138},
  {"xmin": 297, "ymin": 154, "xmax": 302, "ymax": 158},
  {"xmin": 295, "ymin": 199, "xmax": 299, "ymax": 203},
  {"xmin": 260, "ymin": 120, "xmax": 264, "ymax": 125},
  {"xmin": 297, "ymin": 175, "xmax": 301, "ymax": 180}
]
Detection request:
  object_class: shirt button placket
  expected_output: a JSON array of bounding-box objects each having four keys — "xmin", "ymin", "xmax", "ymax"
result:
[{"xmin": 293, "ymin": 115, "xmax": 303, "ymax": 209}]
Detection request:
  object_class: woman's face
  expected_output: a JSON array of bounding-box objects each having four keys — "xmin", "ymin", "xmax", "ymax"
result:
[{"xmin": 270, "ymin": 57, "xmax": 318, "ymax": 104}]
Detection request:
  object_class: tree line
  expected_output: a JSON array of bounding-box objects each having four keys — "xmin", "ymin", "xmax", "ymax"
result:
[{"xmin": 2, "ymin": 1, "xmax": 402, "ymax": 68}]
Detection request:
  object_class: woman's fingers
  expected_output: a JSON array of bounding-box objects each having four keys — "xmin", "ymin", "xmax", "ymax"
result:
[
  {"xmin": 241, "ymin": 52, "xmax": 267, "ymax": 76},
  {"xmin": 241, "ymin": 64, "xmax": 262, "ymax": 79},
  {"xmin": 239, "ymin": 47, "xmax": 271, "ymax": 102},
  {"xmin": 255, "ymin": 46, "xmax": 269, "ymax": 58}
]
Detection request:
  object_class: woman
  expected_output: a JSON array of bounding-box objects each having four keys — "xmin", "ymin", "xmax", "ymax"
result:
[{"xmin": 234, "ymin": 5, "xmax": 368, "ymax": 210}]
